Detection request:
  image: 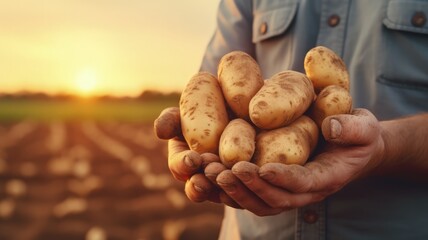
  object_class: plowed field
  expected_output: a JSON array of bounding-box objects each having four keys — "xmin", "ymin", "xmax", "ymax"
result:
[{"xmin": 0, "ymin": 121, "xmax": 223, "ymax": 240}]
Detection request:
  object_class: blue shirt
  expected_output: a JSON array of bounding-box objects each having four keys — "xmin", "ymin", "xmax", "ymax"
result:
[{"xmin": 199, "ymin": 0, "xmax": 428, "ymax": 239}]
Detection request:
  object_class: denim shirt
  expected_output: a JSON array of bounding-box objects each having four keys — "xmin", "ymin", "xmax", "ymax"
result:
[{"xmin": 200, "ymin": 0, "xmax": 428, "ymax": 239}]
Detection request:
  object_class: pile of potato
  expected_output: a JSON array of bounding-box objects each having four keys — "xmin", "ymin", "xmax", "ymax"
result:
[{"xmin": 177, "ymin": 46, "xmax": 352, "ymax": 168}]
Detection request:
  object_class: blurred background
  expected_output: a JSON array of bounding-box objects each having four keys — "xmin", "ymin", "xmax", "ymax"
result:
[{"xmin": 0, "ymin": 1, "xmax": 223, "ymax": 239}]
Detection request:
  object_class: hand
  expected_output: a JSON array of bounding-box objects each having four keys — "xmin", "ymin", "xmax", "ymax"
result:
[
  {"xmin": 154, "ymin": 107, "xmax": 226, "ymax": 203},
  {"xmin": 209, "ymin": 108, "xmax": 385, "ymax": 216}
]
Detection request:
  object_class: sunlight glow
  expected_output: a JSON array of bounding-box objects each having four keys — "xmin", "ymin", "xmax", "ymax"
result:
[
  {"xmin": 75, "ymin": 69, "xmax": 98, "ymax": 96},
  {"xmin": 0, "ymin": 1, "xmax": 219, "ymax": 96}
]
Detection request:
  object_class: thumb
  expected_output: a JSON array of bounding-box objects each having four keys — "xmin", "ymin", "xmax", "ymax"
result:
[
  {"xmin": 321, "ymin": 108, "xmax": 380, "ymax": 146},
  {"xmin": 153, "ymin": 107, "xmax": 182, "ymax": 140}
]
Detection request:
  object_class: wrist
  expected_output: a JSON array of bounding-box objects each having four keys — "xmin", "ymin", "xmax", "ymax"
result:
[
  {"xmin": 372, "ymin": 113, "xmax": 428, "ymax": 178},
  {"xmin": 372, "ymin": 121, "xmax": 397, "ymax": 175}
]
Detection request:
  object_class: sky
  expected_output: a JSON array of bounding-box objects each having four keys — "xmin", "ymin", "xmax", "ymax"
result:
[{"xmin": 0, "ymin": 0, "xmax": 220, "ymax": 97}]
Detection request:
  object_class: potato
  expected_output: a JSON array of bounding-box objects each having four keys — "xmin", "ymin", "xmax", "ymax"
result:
[
  {"xmin": 153, "ymin": 107, "xmax": 181, "ymax": 140},
  {"xmin": 310, "ymin": 85, "xmax": 353, "ymax": 128},
  {"xmin": 219, "ymin": 118, "xmax": 256, "ymax": 168},
  {"xmin": 253, "ymin": 115, "xmax": 319, "ymax": 166},
  {"xmin": 249, "ymin": 70, "xmax": 315, "ymax": 130},
  {"xmin": 304, "ymin": 46, "xmax": 350, "ymax": 93},
  {"xmin": 179, "ymin": 72, "xmax": 229, "ymax": 154},
  {"xmin": 218, "ymin": 51, "xmax": 264, "ymax": 120}
]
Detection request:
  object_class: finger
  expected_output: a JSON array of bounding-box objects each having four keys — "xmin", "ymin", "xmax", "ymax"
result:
[
  {"xmin": 188, "ymin": 165, "xmax": 241, "ymax": 208},
  {"xmin": 154, "ymin": 107, "xmax": 181, "ymax": 140},
  {"xmin": 216, "ymin": 170, "xmax": 282, "ymax": 216},
  {"xmin": 219, "ymin": 191, "xmax": 243, "ymax": 209},
  {"xmin": 259, "ymin": 163, "xmax": 316, "ymax": 193},
  {"xmin": 259, "ymin": 158, "xmax": 350, "ymax": 197},
  {"xmin": 204, "ymin": 163, "xmax": 245, "ymax": 209},
  {"xmin": 168, "ymin": 138, "xmax": 201, "ymax": 181},
  {"xmin": 205, "ymin": 162, "xmax": 227, "ymax": 185},
  {"xmin": 200, "ymin": 153, "xmax": 221, "ymax": 169},
  {"xmin": 185, "ymin": 173, "xmax": 221, "ymax": 203},
  {"xmin": 233, "ymin": 162, "xmax": 315, "ymax": 209},
  {"xmin": 322, "ymin": 108, "xmax": 380, "ymax": 146}
]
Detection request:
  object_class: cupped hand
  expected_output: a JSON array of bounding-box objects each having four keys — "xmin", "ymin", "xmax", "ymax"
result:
[
  {"xmin": 210, "ymin": 108, "xmax": 386, "ymax": 216},
  {"xmin": 154, "ymin": 107, "xmax": 223, "ymax": 203}
]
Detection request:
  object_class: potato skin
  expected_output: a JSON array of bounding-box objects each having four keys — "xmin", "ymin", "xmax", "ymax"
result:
[
  {"xmin": 249, "ymin": 70, "xmax": 315, "ymax": 130},
  {"xmin": 310, "ymin": 85, "xmax": 353, "ymax": 128},
  {"xmin": 253, "ymin": 115, "xmax": 319, "ymax": 166},
  {"xmin": 219, "ymin": 119, "xmax": 256, "ymax": 168},
  {"xmin": 218, "ymin": 51, "xmax": 264, "ymax": 120},
  {"xmin": 304, "ymin": 46, "xmax": 350, "ymax": 93},
  {"xmin": 180, "ymin": 72, "xmax": 229, "ymax": 154}
]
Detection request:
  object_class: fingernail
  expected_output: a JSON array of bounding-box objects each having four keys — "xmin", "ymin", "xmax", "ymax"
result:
[
  {"xmin": 205, "ymin": 173, "xmax": 217, "ymax": 179},
  {"xmin": 330, "ymin": 119, "xmax": 342, "ymax": 139},
  {"xmin": 193, "ymin": 184, "xmax": 206, "ymax": 194},
  {"xmin": 184, "ymin": 155, "xmax": 195, "ymax": 168},
  {"xmin": 259, "ymin": 171, "xmax": 275, "ymax": 181}
]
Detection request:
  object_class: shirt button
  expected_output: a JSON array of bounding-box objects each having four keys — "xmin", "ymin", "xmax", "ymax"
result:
[
  {"xmin": 411, "ymin": 11, "xmax": 426, "ymax": 27},
  {"xmin": 260, "ymin": 22, "xmax": 268, "ymax": 35},
  {"xmin": 327, "ymin": 14, "xmax": 340, "ymax": 27},
  {"xmin": 303, "ymin": 210, "xmax": 319, "ymax": 224}
]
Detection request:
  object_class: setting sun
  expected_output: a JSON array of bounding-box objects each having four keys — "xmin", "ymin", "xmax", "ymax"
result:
[
  {"xmin": 0, "ymin": 1, "xmax": 219, "ymax": 97},
  {"xmin": 74, "ymin": 69, "xmax": 98, "ymax": 96}
]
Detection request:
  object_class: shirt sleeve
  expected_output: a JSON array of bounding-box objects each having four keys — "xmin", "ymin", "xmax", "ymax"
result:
[{"xmin": 199, "ymin": 0, "xmax": 255, "ymax": 74}]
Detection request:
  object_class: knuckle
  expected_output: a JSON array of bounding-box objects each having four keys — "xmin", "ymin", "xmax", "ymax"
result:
[
  {"xmin": 323, "ymin": 178, "xmax": 343, "ymax": 194},
  {"xmin": 294, "ymin": 180, "xmax": 313, "ymax": 193}
]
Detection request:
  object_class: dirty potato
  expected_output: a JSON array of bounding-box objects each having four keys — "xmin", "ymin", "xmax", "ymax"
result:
[
  {"xmin": 304, "ymin": 46, "xmax": 350, "ymax": 93},
  {"xmin": 218, "ymin": 51, "xmax": 264, "ymax": 120},
  {"xmin": 219, "ymin": 118, "xmax": 256, "ymax": 168},
  {"xmin": 249, "ymin": 70, "xmax": 315, "ymax": 130},
  {"xmin": 253, "ymin": 115, "xmax": 319, "ymax": 166},
  {"xmin": 180, "ymin": 72, "xmax": 229, "ymax": 154},
  {"xmin": 310, "ymin": 85, "xmax": 353, "ymax": 128}
]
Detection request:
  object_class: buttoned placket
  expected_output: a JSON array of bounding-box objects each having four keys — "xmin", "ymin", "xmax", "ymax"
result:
[
  {"xmin": 316, "ymin": 0, "xmax": 351, "ymax": 56},
  {"xmin": 295, "ymin": 1, "xmax": 351, "ymax": 240},
  {"xmin": 296, "ymin": 201, "xmax": 326, "ymax": 240}
]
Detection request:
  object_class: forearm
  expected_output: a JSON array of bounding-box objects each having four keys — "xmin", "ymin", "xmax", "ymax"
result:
[{"xmin": 378, "ymin": 113, "xmax": 428, "ymax": 177}]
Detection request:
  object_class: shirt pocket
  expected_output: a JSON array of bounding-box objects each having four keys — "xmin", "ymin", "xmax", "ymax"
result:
[
  {"xmin": 252, "ymin": 2, "xmax": 298, "ymax": 43},
  {"xmin": 380, "ymin": 0, "xmax": 428, "ymax": 91}
]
